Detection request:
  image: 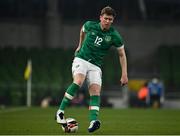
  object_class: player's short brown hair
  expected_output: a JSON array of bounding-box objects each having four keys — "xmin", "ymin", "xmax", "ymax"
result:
[{"xmin": 100, "ymin": 6, "xmax": 116, "ymax": 17}]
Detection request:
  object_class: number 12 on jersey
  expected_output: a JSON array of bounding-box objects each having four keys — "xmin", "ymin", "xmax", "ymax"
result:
[{"xmin": 94, "ymin": 36, "xmax": 103, "ymax": 46}]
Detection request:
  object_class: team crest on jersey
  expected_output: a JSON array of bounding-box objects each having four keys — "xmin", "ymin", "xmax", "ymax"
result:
[{"xmin": 105, "ymin": 36, "xmax": 111, "ymax": 42}]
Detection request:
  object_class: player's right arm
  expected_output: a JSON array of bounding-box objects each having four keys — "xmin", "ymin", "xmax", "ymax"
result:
[{"xmin": 75, "ymin": 26, "xmax": 86, "ymax": 54}]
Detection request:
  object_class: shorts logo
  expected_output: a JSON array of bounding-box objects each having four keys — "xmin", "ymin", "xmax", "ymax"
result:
[{"xmin": 75, "ymin": 64, "xmax": 80, "ymax": 68}]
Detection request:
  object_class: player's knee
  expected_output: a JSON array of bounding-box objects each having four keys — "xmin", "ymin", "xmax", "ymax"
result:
[
  {"xmin": 73, "ymin": 80, "xmax": 83, "ymax": 87},
  {"xmin": 89, "ymin": 84, "xmax": 101, "ymax": 95},
  {"xmin": 89, "ymin": 89, "xmax": 101, "ymax": 96}
]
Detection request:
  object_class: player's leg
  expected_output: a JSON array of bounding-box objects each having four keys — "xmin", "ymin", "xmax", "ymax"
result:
[
  {"xmin": 58, "ymin": 74, "xmax": 85, "ymax": 112},
  {"xmin": 89, "ymin": 84, "xmax": 101, "ymax": 121},
  {"xmin": 56, "ymin": 74, "xmax": 85, "ymax": 131},
  {"xmin": 88, "ymin": 84, "xmax": 101, "ymax": 132},
  {"xmin": 56, "ymin": 57, "xmax": 87, "ymax": 131},
  {"xmin": 86, "ymin": 66, "xmax": 102, "ymax": 132}
]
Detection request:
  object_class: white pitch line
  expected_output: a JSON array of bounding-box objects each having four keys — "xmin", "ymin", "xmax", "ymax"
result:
[{"xmin": 0, "ymin": 107, "xmax": 29, "ymax": 114}]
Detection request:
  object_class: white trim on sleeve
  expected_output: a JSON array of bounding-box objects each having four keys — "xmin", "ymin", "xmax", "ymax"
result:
[
  {"xmin": 82, "ymin": 25, "xmax": 85, "ymax": 32},
  {"xmin": 117, "ymin": 44, "xmax": 124, "ymax": 50}
]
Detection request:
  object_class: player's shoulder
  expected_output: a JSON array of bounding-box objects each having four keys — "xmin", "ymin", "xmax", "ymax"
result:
[
  {"xmin": 109, "ymin": 26, "xmax": 121, "ymax": 36},
  {"xmin": 84, "ymin": 21, "xmax": 99, "ymax": 27},
  {"xmin": 109, "ymin": 26, "xmax": 118, "ymax": 33},
  {"xmin": 109, "ymin": 26, "xmax": 124, "ymax": 44},
  {"xmin": 83, "ymin": 21, "xmax": 99, "ymax": 32}
]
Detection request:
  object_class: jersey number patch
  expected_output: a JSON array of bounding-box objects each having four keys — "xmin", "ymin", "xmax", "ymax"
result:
[{"xmin": 94, "ymin": 36, "xmax": 103, "ymax": 46}]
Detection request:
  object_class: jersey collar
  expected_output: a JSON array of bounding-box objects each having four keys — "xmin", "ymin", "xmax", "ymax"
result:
[{"xmin": 98, "ymin": 22, "xmax": 109, "ymax": 32}]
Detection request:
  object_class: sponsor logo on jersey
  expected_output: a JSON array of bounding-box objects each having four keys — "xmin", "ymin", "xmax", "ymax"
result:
[{"xmin": 91, "ymin": 32, "xmax": 96, "ymax": 35}]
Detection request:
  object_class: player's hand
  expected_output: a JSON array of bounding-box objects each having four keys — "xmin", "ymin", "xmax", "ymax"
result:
[{"xmin": 120, "ymin": 75, "xmax": 128, "ymax": 86}]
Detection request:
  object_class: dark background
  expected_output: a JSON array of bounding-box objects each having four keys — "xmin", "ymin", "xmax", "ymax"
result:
[{"xmin": 0, "ymin": 0, "xmax": 180, "ymax": 106}]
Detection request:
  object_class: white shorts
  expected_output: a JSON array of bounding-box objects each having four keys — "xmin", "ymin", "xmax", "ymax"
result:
[{"xmin": 72, "ymin": 57, "xmax": 102, "ymax": 86}]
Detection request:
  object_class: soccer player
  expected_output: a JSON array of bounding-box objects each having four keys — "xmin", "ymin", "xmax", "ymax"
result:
[{"xmin": 56, "ymin": 6, "xmax": 128, "ymax": 133}]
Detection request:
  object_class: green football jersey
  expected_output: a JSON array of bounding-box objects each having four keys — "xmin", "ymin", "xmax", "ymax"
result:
[{"xmin": 76, "ymin": 21, "xmax": 124, "ymax": 68}]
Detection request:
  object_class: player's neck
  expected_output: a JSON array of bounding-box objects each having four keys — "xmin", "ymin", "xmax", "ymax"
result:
[{"xmin": 100, "ymin": 24, "xmax": 109, "ymax": 31}]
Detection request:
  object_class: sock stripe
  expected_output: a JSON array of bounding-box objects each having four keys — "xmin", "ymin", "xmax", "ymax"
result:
[
  {"xmin": 65, "ymin": 92, "xmax": 73, "ymax": 100},
  {"xmin": 89, "ymin": 106, "xmax": 99, "ymax": 111}
]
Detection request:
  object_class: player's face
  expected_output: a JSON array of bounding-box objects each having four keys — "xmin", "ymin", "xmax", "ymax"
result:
[{"xmin": 100, "ymin": 14, "xmax": 114, "ymax": 30}]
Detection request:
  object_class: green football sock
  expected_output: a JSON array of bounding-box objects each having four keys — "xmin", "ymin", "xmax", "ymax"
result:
[
  {"xmin": 59, "ymin": 83, "xmax": 80, "ymax": 110},
  {"xmin": 89, "ymin": 95, "xmax": 100, "ymax": 121}
]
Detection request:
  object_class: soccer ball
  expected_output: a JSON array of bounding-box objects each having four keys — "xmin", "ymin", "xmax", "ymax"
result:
[{"xmin": 62, "ymin": 118, "xmax": 78, "ymax": 133}]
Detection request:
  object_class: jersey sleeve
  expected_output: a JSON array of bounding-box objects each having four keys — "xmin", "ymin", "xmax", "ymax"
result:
[
  {"xmin": 82, "ymin": 21, "xmax": 92, "ymax": 33},
  {"xmin": 113, "ymin": 30, "xmax": 124, "ymax": 48}
]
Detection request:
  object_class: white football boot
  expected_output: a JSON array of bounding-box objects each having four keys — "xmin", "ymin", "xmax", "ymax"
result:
[{"xmin": 56, "ymin": 109, "xmax": 69, "ymax": 132}]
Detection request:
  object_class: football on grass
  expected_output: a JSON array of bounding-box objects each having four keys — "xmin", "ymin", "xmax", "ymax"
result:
[{"xmin": 62, "ymin": 118, "xmax": 78, "ymax": 133}]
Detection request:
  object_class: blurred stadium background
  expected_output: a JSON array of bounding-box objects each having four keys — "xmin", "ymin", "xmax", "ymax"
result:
[{"xmin": 0, "ymin": 0, "xmax": 180, "ymax": 109}]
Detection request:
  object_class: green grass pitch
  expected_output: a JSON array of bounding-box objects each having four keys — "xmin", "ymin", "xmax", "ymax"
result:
[{"xmin": 0, "ymin": 107, "xmax": 180, "ymax": 135}]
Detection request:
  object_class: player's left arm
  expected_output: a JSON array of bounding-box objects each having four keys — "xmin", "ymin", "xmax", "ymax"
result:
[{"xmin": 117, "ymin": 46, "xmax": 128, "ymax": 86}]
